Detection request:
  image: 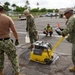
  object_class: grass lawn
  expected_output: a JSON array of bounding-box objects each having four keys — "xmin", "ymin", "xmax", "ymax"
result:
[{"xmin": 10, "ymin": 16, "xmax": 18, "ymax": 20}]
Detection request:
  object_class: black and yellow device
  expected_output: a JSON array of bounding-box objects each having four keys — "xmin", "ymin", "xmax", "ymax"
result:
[{"xmin": 30, "ymin": 36, "xmax": 65, "ymax": 64}]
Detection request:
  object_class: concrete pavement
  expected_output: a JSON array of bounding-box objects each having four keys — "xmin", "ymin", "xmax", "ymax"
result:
[
  {"xmin": 4, "ymin": 17, "xmax": 74, "ymax": 75},
  {"xmin": 4, "ymin": 34, "xmax": 75, "ymax": 75}
]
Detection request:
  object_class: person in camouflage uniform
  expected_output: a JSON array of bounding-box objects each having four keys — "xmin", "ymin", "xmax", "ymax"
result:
[
  {"xmin": 24, "ymin": 10, "xmax": 38, "ymax": 49},
  {"xmin": 0, "ymin": 4, "xmax": 25, "ymax": 75},
  {"xmin": 56, "ymin": 8, "xmax": 75, "ymax": 72}
]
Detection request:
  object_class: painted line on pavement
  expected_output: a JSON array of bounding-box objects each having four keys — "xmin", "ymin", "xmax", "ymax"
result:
[{"xmin": 16, "ymin": 31, "xmax": 62, "ymax": 37}]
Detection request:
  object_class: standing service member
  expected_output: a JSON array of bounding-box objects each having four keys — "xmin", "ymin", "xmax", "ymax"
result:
[
  {"xmin": 0, "ymin": 4, "xmax": 25, "ymax": 75},
  {"xmin": 56, "ymin": 8, "xmax": 75, "ymax": 72},
  {"xmin": 24, "ymin": 10, "xmax": 38, "ymax": 49}
]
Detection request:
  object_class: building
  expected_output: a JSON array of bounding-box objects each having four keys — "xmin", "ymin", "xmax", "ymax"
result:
[{"xmin": 59, "ymin": 8, "xmax": 75, "ymax": 18}]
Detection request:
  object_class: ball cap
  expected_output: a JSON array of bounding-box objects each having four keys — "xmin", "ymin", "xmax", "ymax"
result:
[
  {"xmin": 0, "ymin": 3, "xmax": 3, "ymax": 9},
  {"xmin": 64, "ymin": 8, "xmax": 73, "ymax": 15},
  {"xmin": 24, "ymin": 9, "xmax": 29, "ymax": 14}
]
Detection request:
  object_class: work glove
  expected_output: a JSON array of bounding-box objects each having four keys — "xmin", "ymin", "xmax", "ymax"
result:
[
  {"xmin": 62, "ymin": 33, "xmax": 66, "ymax": 37},
  {"xmin": 55, "ymin": 30, "xmax": 61, "ymax": 35},
  {"xmin": 26, "ymin": 27, "xmax": 28, "ymax": 32},
  {"xmin": 59, "ymin": 27, "xmax": 64, "ymax": 31},
  {"xmin": 11, "ymin": 39, "xmax": 13, "ymax": 43},
  {"xmin": 15, "ymin": 39, "xmax": 19, "ymax": 46}
]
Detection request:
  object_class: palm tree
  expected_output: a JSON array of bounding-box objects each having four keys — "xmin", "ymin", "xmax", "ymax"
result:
[
  {"xmin": 26, "ymin": 0, "xmax": 29, "ymax": 5},
  {"xmin": 37, "ymin": 2, "xmax": 39, "ymax": 9},
  {"xmin": 12, "ymin": 4, "xmax": 16, "ymax": 7},
  {"xmin": 12, "ymin": 4, "xmax": 16, "ymax": 11},
  {"xmin": 25, "ymin": 0, "xmax": 30, "ymax": 9},
  {"xmin": 4, "ymin": 2, "xmax": 10, "ymax": 11},
  {"xmin": 4, "ymin": 2, "xmax": 10, "ymax": 7}
]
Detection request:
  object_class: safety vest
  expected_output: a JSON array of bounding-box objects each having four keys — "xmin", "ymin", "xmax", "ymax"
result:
[{"xmin": 46, "ymin": 26, "xmax": 52, "ymax": 31}]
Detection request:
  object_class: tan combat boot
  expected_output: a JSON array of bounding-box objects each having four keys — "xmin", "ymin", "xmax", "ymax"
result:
[
  {"xmin": 28, "ymin": 45, "xmax": 34, "ymax": 49},
  {"xmin": 69, "ymin": 66, "xmax": 75, "ymax": 72},
  {"xmin": 0, "ymin": 70, "xmax": 4, "ymax": 75}
]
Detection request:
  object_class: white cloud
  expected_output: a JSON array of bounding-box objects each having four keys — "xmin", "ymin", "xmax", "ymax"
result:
[
  {"xmin": 29, "ymin": 0, "xmax": 75, "ymax": 9},
  {"xmin": 0, "ymin": 0, "xmax": 75, "ymax": 9}
]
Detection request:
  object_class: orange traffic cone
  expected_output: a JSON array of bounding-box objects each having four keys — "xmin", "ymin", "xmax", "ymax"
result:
[{"xmin": 58, "ymin": 23, "xmax": 60, "ymax": 28}]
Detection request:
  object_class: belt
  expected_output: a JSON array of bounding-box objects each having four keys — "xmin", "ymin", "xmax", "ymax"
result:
[{"xmin": 0, "ymin": 38, "xmax": 10, "ymax": 41}]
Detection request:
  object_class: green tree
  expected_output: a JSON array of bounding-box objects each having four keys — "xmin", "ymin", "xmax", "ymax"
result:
[
  {"xmin": 47, "ymin": 9, "xmax": 53, "ymax": 12},
  {"xmin": 25, "ymin": 0, "xmax": 30, "ymax": 9},
  {"xmin": 12, "ymin": 4, "xmax": 16, "ymax": 11},
  {"xmin": 40, "ymin": 8, "xmax": 47, "ymax": 12},
  {"xmin": 15, "ymin": 6, "xmax": 26, "ymax": 13},
  {"xmin": 55, "ymin": 9, "xmax": 59, "ymax": 13},
  {"xmin": 4, "ymin": 2, "xmax": 10, "ymax": 7},
  {"xmin": 4, "ymin": 2, "xmax": 11, "ymax": 11},
  {"xmin": 36, "ymin": 2, "xmax": 39, "ymax": 9},
  {"xmin": 12, "ymin": 4, "xmax": 16, "ymax": 7},
  {"xmin": 30, "ymin": 8, "xmax": 39, "ymax": 12}
]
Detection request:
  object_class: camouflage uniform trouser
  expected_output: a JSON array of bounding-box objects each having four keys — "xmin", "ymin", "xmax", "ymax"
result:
[
  {"xmin": 29, "ymin": 31, "xmax": 38, "ymax": 44},
  {"xmin": 72, "ymin": 43, "xmax": 75, "ymax": 65},
  {"xmin": 0, "ymin": 39, "xmax": 20, "ymax": 73}
]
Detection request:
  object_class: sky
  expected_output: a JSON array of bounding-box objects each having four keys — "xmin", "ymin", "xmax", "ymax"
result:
[{"xmin": 0, "ymin": 0, "xmax": 75, "ymax": 9}]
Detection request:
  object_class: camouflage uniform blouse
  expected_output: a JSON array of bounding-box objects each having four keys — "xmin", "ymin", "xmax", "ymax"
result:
[
  {"xmin": 26, "ymin": 14, "xmax": 36, "ymax": 32},
  {"xmin": 62, "ymin": 15, "xmax": 75, "ymax": 43}
]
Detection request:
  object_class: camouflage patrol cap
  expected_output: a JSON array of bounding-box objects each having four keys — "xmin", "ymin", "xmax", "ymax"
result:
[
  {"xmin": 64, "ymin": 8, "xmax": 73, "ymax": 15},
  {"xmin": 24, "ymin": 9, "xmax": 30, "ymax": 14}
]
